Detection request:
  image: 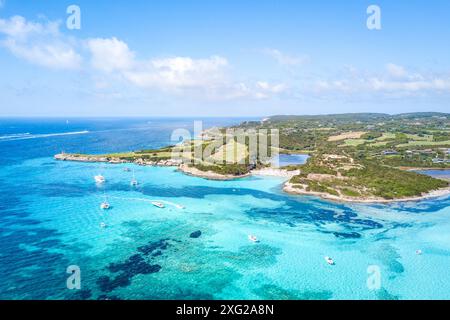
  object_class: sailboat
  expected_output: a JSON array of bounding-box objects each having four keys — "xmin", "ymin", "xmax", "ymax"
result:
[
  {"xmin": 95, "ymin": 174, "xmax": 106, "ymax": 184},
  {"xmin": 325, "ymin": 256, "xmax": 335, "ymax": 265},
  {"xmin": 100, "ymin": 195, "xmax": 110, "ymax": 210},
  {"xmin": 130, "ymin": 169, "xmax": 138, "ymax": 186}
]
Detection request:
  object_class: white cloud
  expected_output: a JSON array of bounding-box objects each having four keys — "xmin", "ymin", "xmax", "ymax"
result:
[
  {"xmin": 386, "ymin": 63, "xmax": 407, "ymax": 78},
  {"xmin": 0, "ymin": 16, "xmax": 81, "ymax": 69},
  {"xmin": 125, "ymin": 55, "xmax": 229, "ymax": 89},
  {"xmin": 86, "ymin": 37, "xmax": 135, "ymax": 72},
  {"xmin": 256, "ymin": 81, "xmax": 287, "ymax": 95},
  {"xmin": 263, "ymin": 48, "xmax": 309, "ymax": 66},
  {"xmin": 4, "ymin": 38, "xmax": 82, "ymax": 70},
  {"xmin": 6, "ymin": 16, "xmax": 448, "ymax": 104},
  {"xmin": 305, "ymin": 66, "xmax": 450, "ymax": 99},
  {"xmin": 86, "ymin": 37, "xmax": 230, "ymax": 90}
]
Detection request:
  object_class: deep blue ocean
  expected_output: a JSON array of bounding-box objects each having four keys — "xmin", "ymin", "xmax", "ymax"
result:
[{"xmin": 1, "ymin": 118, "xmax": 450, "ymax": 300}]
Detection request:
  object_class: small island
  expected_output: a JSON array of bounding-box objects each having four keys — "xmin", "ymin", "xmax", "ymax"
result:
[{"xmin": 55, "ymin": 112, "xmax": 450, "ymax": 203}]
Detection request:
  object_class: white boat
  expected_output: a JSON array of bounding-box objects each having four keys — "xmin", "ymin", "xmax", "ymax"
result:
[
  {"xmin": 248, "ymin": 235, "xmax": 258, "ymax": 243},
  {"xmin": 100, "ymin": 201, "xmax": 110, "ymax": 210},
  {"xmin": 151, "ymin": 201, "xmax": 165, "ymax": 208},
  {"xmin": 325, "ymin": 256, "xmax": 335, "ymax": 265},
  {"xmin": 100, "ymin": 222, "xmax": 107, "ymax": 228},
  {"xmin": 95, "ymin": 175, "xmax": 105, "ymax": 183},
  {"xmin": 130, "ymin": 170, "xmax": 138, "ymax": 186},
  {"xmin": 123, "ymin": 168, "xmax": 131, "ymax": 172},
  {"xmin": 416, "ymin": 250, "xmax": 423, "ymax": 255}
]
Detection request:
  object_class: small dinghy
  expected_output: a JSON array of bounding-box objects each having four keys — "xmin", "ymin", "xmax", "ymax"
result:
[
  {"xmin": 416, "ymin": 250, "xmax": 423, "ymax": 255},
  {"xmin": 100, "ymin": 222, "xmax": 107, "ymax": 228},
  {"xmin": 248, "ymin": 235, "xmax": 259, "ymax": 243},
  {"xmin": 100, "ymin": 201, "xmax": 110, "ymax": 210},
  {"xmin": 152, "ymin": 201, "xmax": 165, "ymax": 208},
  {"xmin": 325, "ymin": 256, "xmax": 335, "ymax": 265},
  {"xmin": 123, "ymin": 168, "xmax": 131, "ymax": 172},
  {"xmin": 95, "ymin": 175, "xmax": 106, "ymax": 184}
]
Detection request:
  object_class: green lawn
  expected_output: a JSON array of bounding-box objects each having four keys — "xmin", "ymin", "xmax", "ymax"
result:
[{"xmin": 397, "ymin": 140, "xmax": 450, "ymax": 147}]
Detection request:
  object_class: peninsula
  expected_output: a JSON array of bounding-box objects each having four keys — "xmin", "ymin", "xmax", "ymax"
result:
[{"xmin": 55, "ymin": 113, "xmax": 450, "ymax": 203}]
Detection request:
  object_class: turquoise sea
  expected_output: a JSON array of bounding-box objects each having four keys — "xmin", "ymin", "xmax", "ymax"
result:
[{"xmin": 1, "ymin": 118, "xmax": 450, "ymax": 300}]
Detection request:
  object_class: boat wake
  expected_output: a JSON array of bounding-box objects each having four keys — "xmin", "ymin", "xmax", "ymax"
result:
[
  {"xmin": 0, "ymin": 131, "xmax": 89, "ymax": 142},
  {"xmin": 108, "ymin": 196, "xmax": 185, "ymax": 209}
]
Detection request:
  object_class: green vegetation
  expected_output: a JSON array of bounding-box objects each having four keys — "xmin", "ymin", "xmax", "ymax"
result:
[
  {"xmin": 255, "ymin": 112, "xmax": 450, "ymax": 200},
  {"xmin": 343, "ymin": 162, "xmax": 447, "ymax": 199},
  {"xmin": 191, "ymin": 163, "xmax": 252, "ymax": 176},
  {"xmin": 62, "ymin": 112, "xmax": 450, "ymax": 200}
]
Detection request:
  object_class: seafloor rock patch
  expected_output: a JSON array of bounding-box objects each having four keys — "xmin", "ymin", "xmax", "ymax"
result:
[
  {"xmin": 190, "ymin": 230, "xmax": 202, "ymax": 238},
  {"xmin": 95, "ymin": 239, "xmax": 172, "ymax": 293},
  {"xmin": 137, "ymin": 239, "xmax": 170, "ymax": 256},
  {"xmin": 332, "ymin": 231, "xmax": 362, "ymax": 239},
  {"xmin": 254, "ymin": 284, "xmax": 333, "ymax": 300}
]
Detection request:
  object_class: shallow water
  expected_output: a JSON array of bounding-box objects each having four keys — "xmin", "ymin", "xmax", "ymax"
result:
[
  {"xmin": 416, "ymin": 170, "xmax": 450, "ymax": 180},
  {"xmin": 276, "ymin": 154, "xmax": 309, "ymax": 167},
  {"xmin": 1, "ymin": 118, "xmax": 450, "ymax": 300}
]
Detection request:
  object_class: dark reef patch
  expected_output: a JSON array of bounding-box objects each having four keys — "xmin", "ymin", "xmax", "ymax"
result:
[
  {"xmin": 96, "ymin": 274, "xmax": 131, "ymax": 293},
  {"xmin": 97, "ymin": 294, "xmax": 122, "ymax": 300},
  {"xmin": 190, "ymin": 230, "xmax": 202, "ymax": 238},
  {"xmin": 332, "ymin": 231, "xmax": 362, "ymax": 239},
  {"xmin": 69, "ymin": 289, "xmax": 92, "ymax": 300},
  {"xmin": 255, "ymin": 284, "xmax": 333, "ymax": 300},
  {"xmin": 97, "ymin": 240, "xmax": 167, "ymax": 293},
  {"xmin": 137, "ymin": 239, "xmax": 170, "ymax": 256},
  {"xmin": 107, "ymin": 254, "xmax": 162, "ymax": 275}
]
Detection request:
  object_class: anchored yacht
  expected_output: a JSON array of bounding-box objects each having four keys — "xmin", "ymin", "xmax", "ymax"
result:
[
  {"xmin": 95, "ymin": 175, "xmax": 106, "ymax": 184},
  {"xmin": 152, "ymin": 201, "xmax": 165, "ymax": 208}
]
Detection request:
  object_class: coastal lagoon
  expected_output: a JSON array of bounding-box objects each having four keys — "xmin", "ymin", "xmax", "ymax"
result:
[
  {"xmin": 416, "ymin": 170, "xmax": 450, "ymax": 181},
  {"xmin": 275, "ymin": 154, "xmax": 310, "ymax": 167},
  {"xmin": 1, "ymin": 118, "xmax": 450, "ymax": 300}
]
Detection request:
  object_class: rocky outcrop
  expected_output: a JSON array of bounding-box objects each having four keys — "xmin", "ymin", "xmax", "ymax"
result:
[{"xmin": 54, "ymin": 153, "xmax": 182, "ymax": 167}]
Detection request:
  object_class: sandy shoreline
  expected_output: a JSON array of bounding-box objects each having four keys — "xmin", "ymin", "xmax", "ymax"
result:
[
  {"xmin": 283, "ymin": 182, "xmax": 450, "ymax": 204},
  {"xmin": 178, "ymin": 164, "xmax": 251, "ymax": 180}
]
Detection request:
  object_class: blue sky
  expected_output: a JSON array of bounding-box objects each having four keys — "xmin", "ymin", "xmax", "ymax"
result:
[{"xmin": 0, "ymin": 0, "xmax": 450, "ymax": 116}]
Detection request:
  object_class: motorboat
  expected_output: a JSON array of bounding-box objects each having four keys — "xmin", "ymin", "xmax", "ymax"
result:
[
  {"xmin": 416, "ymin": 250, "xmax": 423, "ymax": 255},
  {"xmin": 95, "ymin": 175, "xmax": 106, "ymax": 184},
  {"xmin": 325, "ymin": 256, "xmax": 335, "ymax": 265},
  {"xmin": 100, "ymin": 222, "xmax": 107, "ymax": 228},
  {"xmin": 151, "ymin": 201, "xmax": 165, "ymax": 208},
  {"xmin": 248, "ymin": 235, "xmax": 258, "ymax": 243},
  {"xmin": 123, "ymin": 168, "xmax": 131, "ymax": 172},
  {"xmin": 100, "ymin": 201, "xmax": 110, "ymax": 210}
]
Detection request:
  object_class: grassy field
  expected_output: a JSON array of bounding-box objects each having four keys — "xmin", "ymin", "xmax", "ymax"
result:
[{"xmin": 397, "ymin": 140, "xmax": 450, "ymax": 147}]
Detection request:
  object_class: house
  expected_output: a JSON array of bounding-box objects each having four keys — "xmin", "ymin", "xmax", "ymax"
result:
[
  {"xmin": 432, "ymin": 158, "xmax": 445, "ymax": 164},
  {"xmin": 383, "ymin": 150, "xmax": 399, "ymax": 156}
]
